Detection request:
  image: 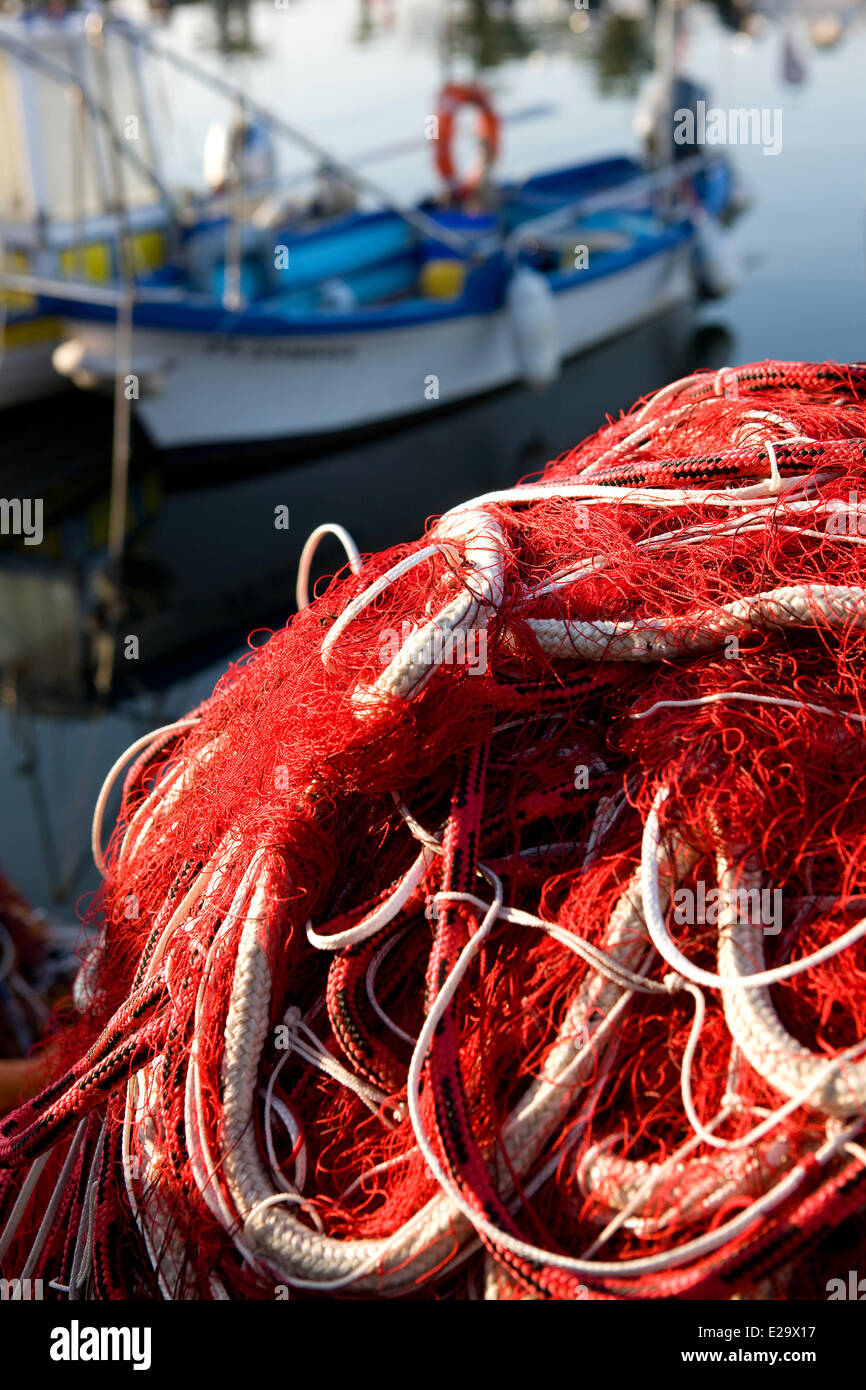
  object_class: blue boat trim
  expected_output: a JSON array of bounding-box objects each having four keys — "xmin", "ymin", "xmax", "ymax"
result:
[
  {"xmin": 41, "ymin": 227, "xmax": 689, "ymax": 337},
  {"xmin": 36, "ymin": 155, "xmax": 731, "ymax": 338}
]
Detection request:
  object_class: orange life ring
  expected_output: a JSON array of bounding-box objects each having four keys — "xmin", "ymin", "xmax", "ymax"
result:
[{"xmin": 434, "ymin": 83, "xmax": 501, "ymax": 202}]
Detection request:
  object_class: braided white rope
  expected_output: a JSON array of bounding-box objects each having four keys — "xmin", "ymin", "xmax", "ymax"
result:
[
  {"xmin": 321, "ymin": 544, "xmax": 458, "ymax": 670},
  {"xmin": 14, "ymin": 1120, "xmax": 88, "ymax": 1289},
  {"xmin": 680, "ymin": 983, "xmax": 866, "ymax": 1153},
  {"xmin": 642, "ymin": 789, "xmax": 866, "ymax": 995},
  {"xmin": 404, "ymin": 880, "xmax": 860, "ymax": 1279},
  {"xmin": 0, "ymin": 1151, "xmax": 52, "ymax": 1263},
  {"xmin": 118, "ymin": 843, "xmax": 266, "ymax": 1299},
  {"xmin": 261, "ymin": 1074, "xmax": 307, "ymax": 1197},
  {"xmin": 716, "ymin": 859, "xmax": 866, "ymax": 1116},
  {"xmin": 220, "ymin": 857, "xmax": 473, "ymax": 1291},
  {"xmin": 637, "ymin": 792, "xmax": 866, "ymax": 1134},
  {"xmin": 211, "ymin": 853, "xmax": 680, "ymax": 1290},
  {"xmin": 578, "ymin": 1134, "xmax": 793, "ymax": 1237},
  {"xmin": 355, "ymin": 509, "xmax": 506, "ymax": 705},
  {"xmin": 180, "ymin": 846, "xmax": 269, "ymax": 1239},
  {"xmin": 526, "ymin": 584, "xmax": 866, "ymax": 662},
  {"xmin": 558, "ymin": 792, "xmax": 866, "ymax": 1244}
]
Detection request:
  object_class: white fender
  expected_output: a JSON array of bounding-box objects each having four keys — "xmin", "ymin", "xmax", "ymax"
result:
[
  {"xmin": 506, "ymin": 264, "xmax": 561, "ymax": 391},
  {"xmin": 693, "ymin": 207, "xmax": 740, "ymax": 300}
]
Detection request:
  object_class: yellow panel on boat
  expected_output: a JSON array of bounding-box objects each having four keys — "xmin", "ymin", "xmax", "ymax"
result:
[
  {"xmin": 60, "ymin": 242, "xmax": 112, "ymax": 282},
  {"xmin": 131, "ymin": 231, "xmax": 166, "ymax": 272},
  {"xmin": 2, "ymin": 316, "xmax": 61, "ymax": 347},
  {"xmin": 59, "ymin": 232, "xmax": 165, "ymax": 283},
  {"xmin": 420, "ymin": 258, "xmax": 466, "ymax": 301},
  {"xmin": 0, "ymin": 250, "xmax": 35, "ymax": 311}
]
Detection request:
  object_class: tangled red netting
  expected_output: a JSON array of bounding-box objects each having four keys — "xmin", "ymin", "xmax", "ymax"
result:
[{"xmin": 4, "ymin": 359, "xmax": 866, "ymax": 1300}]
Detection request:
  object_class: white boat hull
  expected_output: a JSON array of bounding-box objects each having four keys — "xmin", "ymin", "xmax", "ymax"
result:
[{"xmin": 59, "ymin": 243, "xmax": 695, "ymax": 450}]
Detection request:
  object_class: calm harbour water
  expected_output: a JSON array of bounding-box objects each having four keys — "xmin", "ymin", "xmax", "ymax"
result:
[{"xmin": 2, "ymin": 0, "xmax": 866, "ymax": 912}]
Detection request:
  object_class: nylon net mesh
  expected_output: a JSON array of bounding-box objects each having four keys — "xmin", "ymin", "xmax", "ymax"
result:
[{"xmin": 4, "ymin": 359, "xmax": 866, "ymax": 1299}]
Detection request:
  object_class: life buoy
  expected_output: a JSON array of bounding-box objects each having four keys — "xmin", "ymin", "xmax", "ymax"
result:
[{"xmin": 434, "ymin": 83, "xmax": 501, "ymax": 201}]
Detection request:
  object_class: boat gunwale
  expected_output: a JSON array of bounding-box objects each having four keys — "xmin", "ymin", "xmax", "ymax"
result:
[{"xmin": 42, "ymin": 219, "xmax": 692, "ymax": 338}]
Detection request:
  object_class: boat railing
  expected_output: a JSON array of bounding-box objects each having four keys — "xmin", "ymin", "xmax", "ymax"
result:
[
  {"xmin": 0, "ymin": 151, "xmax": 718, "ymax": 314},
  {"xmin": 0, "ymin": 270, "xmax": 191, "ymax": 310},
  {"xmin": 1, "ymin": 15, "xmax": 485, "ymax": 269},
  {"xmin": 505, "ymin": 151, "xmax": 713, "ymax": 256},
  {"xmin": 0, "ymin": 204, "xmax": 174, "ymax": 253},
  {"xmin": 100, "ymin": 15, "xmax": 485, "ymax": 263}
]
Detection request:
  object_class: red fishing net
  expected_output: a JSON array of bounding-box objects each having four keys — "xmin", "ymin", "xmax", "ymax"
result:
[{"xmin": 4, "ymin": 359, "xmax": 866, "ymax": 1299}]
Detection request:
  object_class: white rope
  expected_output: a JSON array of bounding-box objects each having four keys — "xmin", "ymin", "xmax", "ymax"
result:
[
  {"xmin": 261, "ymin": 1068, "xmax": 307, "ymax": 1195},
  {"xmin": 365, "ymin": 928, "xmax": 417, "ymax": 1045},
  {"xmin": 91, "ymin": 718, "xmax": 199, "ymax": 875},
  {"xmin": 217, "ymin": 858, "xmax": 662, "ymax": 1291},
  {"xmin": 715, "ymin": 859, "xmax": 866, "ymax": 1115},
  {"xmin": 15, "ymin": 1121, "xmax": 88, "ymax": 1288},
  {"xmin": 306, "ymin": 847, "xmax": 434, "ymax": 951},
  {"xmin": 320, "ymin": 544, "xmax": 457, "ymax": 669},
  {"xmin": 352, "ymin": 510, "xmax": 506, "ymax": 705},
  {"xmin": 296, "ymin": 524, "xmax": 362, "ymax": 611},
  {"xmin": 633, "ymin": 690, "xmax": 866, "ymax": 726},
  {"xmin": 404, "ymin": 886, "xmax": 844, "ymax": 1279},
  {"xmin": 0, "ymin": 1151, "xmax": 51, "ymax": 1262},
  {"xmin": 526, "ymin": 584, "xmax": 866, "ymax": 663},
  {"xmin": 641, "ymin": 788, "xmax": 866, "ymax": 992}
]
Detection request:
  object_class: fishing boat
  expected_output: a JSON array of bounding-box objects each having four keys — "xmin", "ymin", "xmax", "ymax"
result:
[
  {"xmin": 0, "ymin": 9, "xmax": 742, "ymax": 453},
  {"xmin": 44, "ymin": 152, "xmax": 735, "ymax": 453}
]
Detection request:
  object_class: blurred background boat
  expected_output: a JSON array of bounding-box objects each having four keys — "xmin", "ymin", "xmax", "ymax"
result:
[{"xmin": 0, "ymin": 5, "xmax": 741, "ymax": 451}]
